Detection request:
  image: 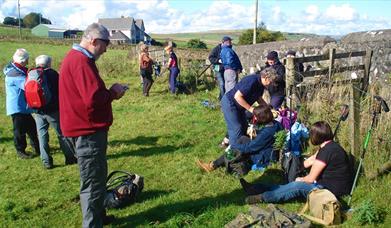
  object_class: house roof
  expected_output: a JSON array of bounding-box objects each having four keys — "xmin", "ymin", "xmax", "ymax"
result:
[
  {"xmin": 135, "ymin": 19, "xmax": 144, "ymax": 30},
  {"xmin": 110, "ymin": 31, "xmax": 130, "ymax": 41},
  {"xmin": 98, "ymin": 17, "xmax": 135, "ymax": 30},
  {"xmin": 34, "ymin": 24, "xmax": 67, "ymax": 30}
]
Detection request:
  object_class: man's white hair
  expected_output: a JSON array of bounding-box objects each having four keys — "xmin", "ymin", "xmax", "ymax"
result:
[
  {"xmin": 83, "ymin": 23, "xmax": 110, "ymax": 41},
  {"xmin": 13, "ymin": 48, "xmax": 29, "ymax": 64},
  {"xmin": 35, "ymin": 55, "xmax": 52, "ymax": 68}
]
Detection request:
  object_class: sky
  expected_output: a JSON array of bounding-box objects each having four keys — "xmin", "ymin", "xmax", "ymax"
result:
[{"xmin": 0, "ymin": 0, "xmax": 390, "ymax": 36}]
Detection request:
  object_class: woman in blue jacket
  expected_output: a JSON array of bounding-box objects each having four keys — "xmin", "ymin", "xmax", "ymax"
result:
[{"xmin": 197, "ymin": 103, "xmax": 283, "ymax": 173}]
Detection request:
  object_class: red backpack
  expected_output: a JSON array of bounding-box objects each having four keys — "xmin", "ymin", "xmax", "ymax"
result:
[{"xmin": 25, "ymin": 67, "xmax": 52, "ymax": 109}]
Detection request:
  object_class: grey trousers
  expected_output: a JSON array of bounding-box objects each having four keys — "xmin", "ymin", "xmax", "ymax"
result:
[
  {"xmin": 66, "ymin": 130, "xmax": 108, "ymax": 228},
  {"xmin": 224, "ymin": 69, "xmax": 238, "ymax": 93}
]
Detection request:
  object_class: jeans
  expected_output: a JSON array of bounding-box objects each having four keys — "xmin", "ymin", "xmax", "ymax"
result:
[
  {"xmin": 214, "ymin": 70, "xmax": 225, "ymax": 100},
  {"xmin": 169, "ymin": 67, "xmax": 180, "ymax": 93},
  {"xmin": 11, "ymin": 113, "xmax": 40, "ymax": 154},
  {"xmin": 35, "ymin": 111, "xmax": 75, "ymax": 165},
  {"xmin": 224, "ymin": 69, "xmax": 238, "ymax": 93},
  {"xmin": 254, "ymin": 181, "xmax": 322, "ymax": 203},
  {"xmin": 66, "ymin": 130, "xmax": 108, "ymax": 228},
  {"xmin": 221, "ymin": 95, "xmax": 247, "ymax": 147}
]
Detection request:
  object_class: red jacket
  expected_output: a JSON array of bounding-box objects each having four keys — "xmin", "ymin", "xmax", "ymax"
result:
[{"xmin": 59, "ymin": 49, "xmax": 114, "ymax": 137}]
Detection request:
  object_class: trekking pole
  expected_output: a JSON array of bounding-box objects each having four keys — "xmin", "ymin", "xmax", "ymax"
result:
[
  {"xmin": 348, "ymin": 96, "xmax": 389, "ymax": 206},
  {"xmin": 196, "ymin": 63, "xmax": 213, "ymax": 79},
  {"xmin": 333, "ymin": 104, "xmax": 349, "ymax": 140}
]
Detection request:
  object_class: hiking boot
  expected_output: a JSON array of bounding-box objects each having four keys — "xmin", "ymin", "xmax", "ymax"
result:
[
  {"xmin": 245, "ymin": 194, "xmax": 263, "ymax": 204},
  {"xmin": 196, "ymin": 160, "xmax": 215, "ymax": 173},
  {"xmin": 65, "ymin": 156, "xmax": 77, "ymax": 165},
  {"xmin": 240, "ymin": 178, "xmax": 262, "ymax": 195},
  {"xmin": 44, "ymin": 163, "xmax": 53, "ymax": 169},
  {"xmin": 17, "ymin": 151, "xmax": 33, "ymax": 159},
  {"xmin": 102, "ymin": 210, "xmax": 115, "ymax": 225}
]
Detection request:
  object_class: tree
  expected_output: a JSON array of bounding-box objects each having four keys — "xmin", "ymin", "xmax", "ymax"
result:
[
  {"xmin": 3, "ymin": 16, "xmax": 18, "ymax": 26},
  {"xmin": 22, "ymin": 12, "xmax": 51, "ymax": 28},
  {"xmin": 238, "ymin": 22, "xmax": 285, "ymax": 45},
  {"xmin": 186, "ymin": 39, "xmax": 207, "ymax": 49}
]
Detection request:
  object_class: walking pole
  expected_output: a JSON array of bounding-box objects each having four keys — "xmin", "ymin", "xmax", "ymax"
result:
[
  {"xmin": 348, "ymin": 96, "xmax": 389, "ymax": 206},
  {"xmin": 333, "ymin": 104, "xmax": 349, "ymax": 140}
]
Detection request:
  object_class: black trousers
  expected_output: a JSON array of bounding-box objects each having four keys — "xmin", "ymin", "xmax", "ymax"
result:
[
  {"xmin": 140, "ymin": 70, "xmax": 154, "ymax": 96},
  {"xmin": 11, "ymin": 113, "xmax": 40, "ymax": 154}
]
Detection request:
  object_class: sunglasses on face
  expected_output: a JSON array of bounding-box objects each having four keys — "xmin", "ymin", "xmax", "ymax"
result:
[{"xmin": 96, "ymin": 38, "xmax": 110, "ymax": 46}]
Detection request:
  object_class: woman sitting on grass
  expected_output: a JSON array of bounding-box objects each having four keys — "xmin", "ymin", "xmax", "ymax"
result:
[
  {"xmin": 241, "ymin": 121, "xmax": 353, "ymax": 204},
  {"xmin": 197, "ymin": 103, "xmax": 283, "ymax": 174}
]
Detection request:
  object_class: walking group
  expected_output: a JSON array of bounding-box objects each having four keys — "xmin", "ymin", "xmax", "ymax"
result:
[
  {"xmin": 3, "ymin": 22, "xmax": 353, "ymax": 227},
  {"xmin": 197, "ymin": 36, "xmax": 353, "ymax": 209}
]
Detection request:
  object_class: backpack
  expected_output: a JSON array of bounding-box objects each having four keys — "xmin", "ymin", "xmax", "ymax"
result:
[
  {"xmin": 104, "ymin": 170, "xmax": 144, "ymax": 209},
  {"xmin": 299, "ymin": 188, "xmax": 342, "ymax": 226},
  {"xmin": 25, "ymin": 67, "xmax": 51, "ymax": 109},
  {"xmin": 281, "ymin": 152, "xmax": 305, "ymax": 183}
]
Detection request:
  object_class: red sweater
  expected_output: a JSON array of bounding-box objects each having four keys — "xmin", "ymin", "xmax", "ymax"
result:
[{"xmin": 59, "ymin": 49, "xmax": 114, "ymax": 137}]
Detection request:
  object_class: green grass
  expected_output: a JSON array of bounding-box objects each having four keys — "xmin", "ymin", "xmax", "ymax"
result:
[{"xmin": 1, "ymin": 39, "xmax": 391, "ymax": 227}]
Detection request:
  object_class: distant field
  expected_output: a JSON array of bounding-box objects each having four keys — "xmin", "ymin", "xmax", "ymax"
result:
[{"xmin": 151, "ymin": 29, "xmax": 324, "ymax": 47}]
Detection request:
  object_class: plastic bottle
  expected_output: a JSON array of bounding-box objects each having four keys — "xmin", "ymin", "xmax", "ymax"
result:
[{"xmin": 225, "ymin": 145, "xmax": 235, "ymax": 160}]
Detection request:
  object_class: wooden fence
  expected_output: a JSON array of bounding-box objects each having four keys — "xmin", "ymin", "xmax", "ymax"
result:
[{"xmin": 285, "ymin": 48, "xmax": 373, "ymax": 156}]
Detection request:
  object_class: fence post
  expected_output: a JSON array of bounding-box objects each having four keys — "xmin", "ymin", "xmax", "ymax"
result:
[
  {"xmin": 328, "ymin": 48, "xmax": 336, "ymax": 81},
  {"xmin": 361, "ymin": 49, "xmax": 373, "ymax": 95},
  {"xmin": 350, "ymin": 82, "xmax": 361, "ymax": 156},
  {"xmin": 285, "ymin": 57, "xmax": 295, "ymax": 107}
]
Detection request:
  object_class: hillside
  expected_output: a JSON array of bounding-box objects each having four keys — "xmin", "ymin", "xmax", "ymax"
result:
[{"xmin": 151, "ymin": 29, "xmax": 325, "ymax": 45}]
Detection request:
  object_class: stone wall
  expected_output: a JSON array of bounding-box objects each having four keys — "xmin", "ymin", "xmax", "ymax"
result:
[{"xmin": 234, "ymin": 29, "xmax": 391, "ymax": 81}]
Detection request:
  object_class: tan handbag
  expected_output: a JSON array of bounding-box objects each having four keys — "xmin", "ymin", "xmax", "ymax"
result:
[{"xmin": 299, "ymin": 188, "xmax": 342, "ymax": 226}]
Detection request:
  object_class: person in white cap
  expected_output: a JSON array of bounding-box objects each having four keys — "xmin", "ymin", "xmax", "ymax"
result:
[
  {"xmin": 3, "ymin": 48, "xmax": 40, "ymax": 159},
  {"xmin": 33, "ymin": 55, "xmax": 77, "ymax": 169},
  {"xmin": 59, "ymin": 22, "xmax": 126, "ymax": 227}
]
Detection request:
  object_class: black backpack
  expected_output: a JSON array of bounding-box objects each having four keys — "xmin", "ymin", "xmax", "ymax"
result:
[
  {"xmin": 104, "ymin": 170, "xmax": 144, "ymax": 209},
  {"xmin": 281, "ymin": 152, "xmax": 305, "ymax": 183}
]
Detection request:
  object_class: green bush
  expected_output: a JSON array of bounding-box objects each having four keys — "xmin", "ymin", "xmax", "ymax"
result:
[
  {"xmin": 186, "ymin": 39, "xmax": 207, "ymax": 49},
  {"xmin": 353, "ymin": 199, "xmax": 385, "ymax": 225},
  {"xmin": 238, "ymin": 22, "xmax": 285, "ymax": 45}
]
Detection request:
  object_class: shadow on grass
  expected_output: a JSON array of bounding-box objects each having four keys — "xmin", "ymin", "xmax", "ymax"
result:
[
  {"xmin": 107, "ymin": 143, "xmax": 192, "ymax": 159},
  {"xmin": 109, "ymin": 136, "xmax": 160, "ymax": 147},
  {"xmin": 0, "ymin": 136, "xmax": 13, "ymax": 143},
  {"xmin": 113, "ymin": 168, "xmax": 293, "ymax": 226},
  {"xmin": 113, "ymin": 187, "xmax": 245, "ymax": 227},
  {"xmin": 138, "ymin": 189, "xmax": 175, "ymax": 202}
]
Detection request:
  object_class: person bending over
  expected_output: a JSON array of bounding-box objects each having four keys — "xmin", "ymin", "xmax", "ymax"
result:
[
  {"xmin": 197, "ymin": 104, "xmax": 283, "ymax": 174},
  {"xmin": 241, "ymin": 121, "xmax": 353, "ymax": 204}
]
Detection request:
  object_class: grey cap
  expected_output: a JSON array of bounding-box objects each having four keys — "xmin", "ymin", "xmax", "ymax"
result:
[{"xmin": 83, "ymin": 23, "xmax": 110, "ymax": 41}]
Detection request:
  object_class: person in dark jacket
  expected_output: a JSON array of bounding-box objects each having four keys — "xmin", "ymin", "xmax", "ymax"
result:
[
  {"xmin": 208, "ymin": 40, "xmax": 225, "ymax": 100},
  {"xmin": 165, "ymin": 45, "xmax": 180, "ymax": 94},
  {"xmin": 220, "ymin": 36, "xmax": 243, "ymax": 93},
  {"xmin": 3, "ymin": 48, "xmax": 40, "ymax": 159},
  {"xmin": 197, "ymin": 104, "xmax": 283, "ymax": 173},
  {"xmin": 265, "ymin": 51, "xmax": 286, "ymax": 109},
  {"xmin": 241, "ymin": 121, "xmax": 353, "ymax": 204},
  {"xmin": 33, "ymin": 55, "xmax": 76, "ymax": 169}
]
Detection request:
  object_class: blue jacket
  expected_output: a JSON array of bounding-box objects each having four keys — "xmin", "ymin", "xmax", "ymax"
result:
[
  {"xmin": 231, "ymin": 120, "xmax": 283, "ymax": 166},
  {"xmin": 3, "ymin": 62, "xmax": 33, "ymax": 115},
  {"xmin": 220, "ymin": 45, "xmax": 242, "ymax": 72}
]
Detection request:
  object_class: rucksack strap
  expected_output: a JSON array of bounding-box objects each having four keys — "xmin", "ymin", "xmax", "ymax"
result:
[{"xmin": 106, "ymin": 170, "xmax": 136, "ymax": 188}]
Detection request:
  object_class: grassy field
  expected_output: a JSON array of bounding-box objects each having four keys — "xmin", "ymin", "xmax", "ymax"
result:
[{"xmin": 1, "ymin": 38, "xmax": 391, "ymax": 227}]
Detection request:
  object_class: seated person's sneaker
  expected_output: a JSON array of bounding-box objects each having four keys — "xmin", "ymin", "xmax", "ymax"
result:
[
  {"xmin": 239, "ymin": 178, "xmax": 262, "ymax": 195},
  {"xmin": 245, "ymin": 194, "xmax": 263, "ymax": 204},
  {"xmin": 196, "ymin": 160, "xmax": 215, "ymax": 173}
]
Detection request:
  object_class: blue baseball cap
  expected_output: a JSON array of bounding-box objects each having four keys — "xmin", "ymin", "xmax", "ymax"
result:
[{"xmin": 222, "ymin": 36, "xmax": 232, "ymax": 42}]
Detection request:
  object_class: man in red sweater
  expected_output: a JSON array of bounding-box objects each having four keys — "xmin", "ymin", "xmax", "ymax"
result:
[{"xmin": 59, "ymin": 23, "xmax": 126, "ymax": 227}]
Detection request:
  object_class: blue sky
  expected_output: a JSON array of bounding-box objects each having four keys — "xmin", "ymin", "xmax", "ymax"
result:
[{"xmin": 1, "ymin": 0, "xmax": 390, "ymax": 35}]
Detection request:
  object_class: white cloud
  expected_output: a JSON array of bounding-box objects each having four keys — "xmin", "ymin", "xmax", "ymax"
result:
[
  {"xmin": 305, "ymin": 5, "xmax": 320, "ymax": 22},
  {"xmin": 0, "ymin": 1, "xmax": 390, "ymax": 36},
  {"xmin": 325, "ymin": 4, "xmax": 357, "ymax": 21}
]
